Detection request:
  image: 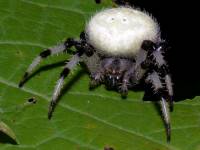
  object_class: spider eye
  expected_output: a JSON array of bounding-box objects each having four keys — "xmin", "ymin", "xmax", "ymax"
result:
[
  {"xmin": 123, "ymin": 18, "xmax": 127, "ymax": 22},
  {"xmin": 106, "ymin": 17, "xmax": 115, "ymax": 23}
]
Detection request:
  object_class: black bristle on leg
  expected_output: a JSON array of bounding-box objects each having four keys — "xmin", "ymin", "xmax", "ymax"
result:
[
  {"xmin": 60, "ymin": 68, "xmax": 70, "ymax": 78},
  {"xmin": 80, "ymin": 31, "xmax": 86, "ymax": 40},
  {"xmin": 64, "ymin": 38, "xmax": 76, "ymax": 49},
  {"xmin": 141, "ymin": 40, "xmax": 156, "ymax": 51},
  {"xmin": 40, "ymin": 49, "xmax": 51, "ymax": 58}
]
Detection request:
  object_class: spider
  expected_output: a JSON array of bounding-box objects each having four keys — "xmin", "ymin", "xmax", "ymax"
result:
[{"xmin": 19, "ymin": 0, "xmax": 173, "ymax": 142}]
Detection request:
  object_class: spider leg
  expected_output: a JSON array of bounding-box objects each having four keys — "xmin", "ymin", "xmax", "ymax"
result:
[
  {"xmin": 160, "ymin": 97, "xmax": 171, "ymax": 142},
  {"xmin": 18, "ymin": 39, "xmax": 78, "ymax": 87},
  {"xmin": 120, "ymin": 49, "xmax": 148, "ymax": 95},
  {"xmin": 134, "ymin": 49, "xmax": 148, "ymax": 83},
  {"xmin": 89, "ymin": 58, "xmax": 114, "ymax": 89},
  {"xmin": 118, "ymin": 68, "xmax": 134, "ymax": 97},
  {"xmin": 142, "ymin": 40, "xmax": 173, "ymax": 142},
  {"xmin": 48, "ymin": 53, "xmax": 81, "ymax": 119},
  {"xmin": 18, "ymin": 31, "xmax": 90, "ymax": 87},
  {"xmin": 142, "ymin": 40, "xmax": 173, "ymax": 110},
  {"xmin": 145, "ymin": 71, "xmax": 171, "ymax": 142},
  {"xmin": 90, "ymin": 70, "xmax": 105, "ymax": 89},
  {"xmin": 152, "ymin": 42, "xmax": 173, "ymax": 111}
]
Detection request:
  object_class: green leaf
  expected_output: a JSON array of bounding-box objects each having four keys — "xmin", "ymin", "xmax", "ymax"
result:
[
  {"xmin": 0, "ymin": 0, "xmax": 200, "ymax": 149},
  {"xmin": 0, "ymin": 121, "xmax": 17, "ymax": 144}
]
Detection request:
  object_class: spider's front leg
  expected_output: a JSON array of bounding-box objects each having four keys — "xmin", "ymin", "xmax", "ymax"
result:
[
  {"xmin": 142, "ymin": 40, "xmax": 173, "ymax": 142},
  {"xmin": 118, "ymin": 49, "xmax": 148, "ymax": 97},
  {"xmin": 90, "ymin": 69, "xmax": 105, "ymax": 89},
  {"xmin": 48, "ymin": 53, "xmax": 81, "ymax": 119},
  {"xmin": 89, "ymin": 58, "xmax": 114, "ymax": 89},
  {"xmin": 18, "ymin": 33, "xmax": 85, "ymax": 87},
  {"xmin": 48, "ymin": 32, "xmax": 94, "ymax": 119},
  {"xmin": 118, "ymin": 68, "xmax": 134, "ymax": 97}
]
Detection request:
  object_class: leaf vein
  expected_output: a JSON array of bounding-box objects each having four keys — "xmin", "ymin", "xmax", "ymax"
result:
[{"xmin": 0, "ymin": 77, "xmax": 177, "ymax": 149}]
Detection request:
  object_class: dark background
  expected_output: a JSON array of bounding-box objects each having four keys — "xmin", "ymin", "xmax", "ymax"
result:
[{"xmin": 131, "ymin": 0, "xmax": 199, "ymax": 101}]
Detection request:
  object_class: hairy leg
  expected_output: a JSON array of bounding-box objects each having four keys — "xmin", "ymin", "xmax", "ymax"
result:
[
  {"xmin": 152, "ymin": 43, "xmax": 173, "ymax": 110},
  {"xmin": 118, "ymin": 67, "xmax": 135, "ymax": 97},
  {"xmin": 19, "ymin": 38, "xmax": 81, "ymax": 87},
  {"xmin": 133, "ymin": 49, "xmax": 148, "ymax": 84},
  {"xmin": 142, "ymin": 40, "xmax": 173, "ymax": 110},
  {"xmin": 145, "ymin": 71, "xmax": 171, "ymax": 142},
  {"xmin": 48, "ymin": 54, "xmax": 81, "ymax": 119},
  {"xmin": 142, "ymin": 40, "xmax": 173, "ymax": 142},
  {"xmin": 89, "ymin": 68, "xmax": 105, "ymax": 88}
]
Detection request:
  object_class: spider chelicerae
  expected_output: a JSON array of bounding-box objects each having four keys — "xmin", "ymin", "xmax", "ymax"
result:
[{"xmin": 19, "ymin": 0, "xmax": 173, "ymax": 142}]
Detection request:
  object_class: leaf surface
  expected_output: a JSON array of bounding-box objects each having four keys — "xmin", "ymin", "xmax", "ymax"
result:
[{"xmin": 0, "ymin": 0, "xmax": 200, "ymax": 150}]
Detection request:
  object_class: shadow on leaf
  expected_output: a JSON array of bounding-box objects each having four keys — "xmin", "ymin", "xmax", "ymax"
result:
[
  {"xmin": 19, "ymin": 60, "xmax": 66, "ymax": 87},
  {"xmin": 0, "ymin": 132, "xmax": 17, "ymax": 145}
]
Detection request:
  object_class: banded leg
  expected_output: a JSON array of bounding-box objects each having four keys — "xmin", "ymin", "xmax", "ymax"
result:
[
  {"xmin": 142, "ymin": 40, "xmax": 173, "ymax": 110},
  {"xmin": 90, "ymin": 58, "xmax": 114, "ymax": 88},
  {"xmin": 119, "ymin": 68, "xmax": 134, "ymax": 97},
  {"xmin": 145, "ymin": 71, "xmax": 171, "ymax": 142},
  {"xmin": 48, "ymin": 53, "xmax": 81, "ymax": 119},
  {"xmin": 90, "ymin": 70, "xmax": 105, "ymax": 89},
  {"xmin": 120, "ymin": 49, "xmax": 148, "ymax": 96},
  {"xmin": 143, "ymin": 40, "xmax": 173, "ymax": 142},
  {"xmin": 18, "ymin": 38, "xmax": 81, "ymax": 87},
  {"xmin": 134, "ymin": 49, "xmax": 148, "ymax": 83},
  {"xmin": 152, "ymin": 43, "xmax": 173, "ymax": 111}
]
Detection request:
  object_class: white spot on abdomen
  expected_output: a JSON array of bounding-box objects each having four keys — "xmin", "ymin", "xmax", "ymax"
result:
[{"xmin": 86, "ymin": 7, "xmax": 160, "ymax": 57}]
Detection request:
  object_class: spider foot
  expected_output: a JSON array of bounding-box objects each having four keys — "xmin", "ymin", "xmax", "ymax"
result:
[
  {"xmin": 48, "ymin": 101, "xmax": 56, "ymax": 120},
  {"xmin": 89, "ymin": 79, "xmax": 101, "ymax": 89},
  {"xmin": 90, "ymin": 72, "xmax": 104, "ymax": 89},
  {"xmin": 166, "ymin": 122, "xmax": 171, "ymax": 143},
  {"xmin": 118, "ymin": 84, "xmax": 128, "ymax": 97},
  {"xmin": 18, "ymin": 72, "xmax": 29, "ymax": 87}
]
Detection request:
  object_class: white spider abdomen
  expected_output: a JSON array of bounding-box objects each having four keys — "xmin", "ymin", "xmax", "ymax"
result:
[{"xmin": 86, "ymin": 7, "xmax": 160, "ymax": 57}]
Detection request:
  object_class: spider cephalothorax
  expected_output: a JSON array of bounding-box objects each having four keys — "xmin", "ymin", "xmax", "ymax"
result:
[{"xmin": 19, "ymin": 0, "xmax": 173, "ymax": 142}]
